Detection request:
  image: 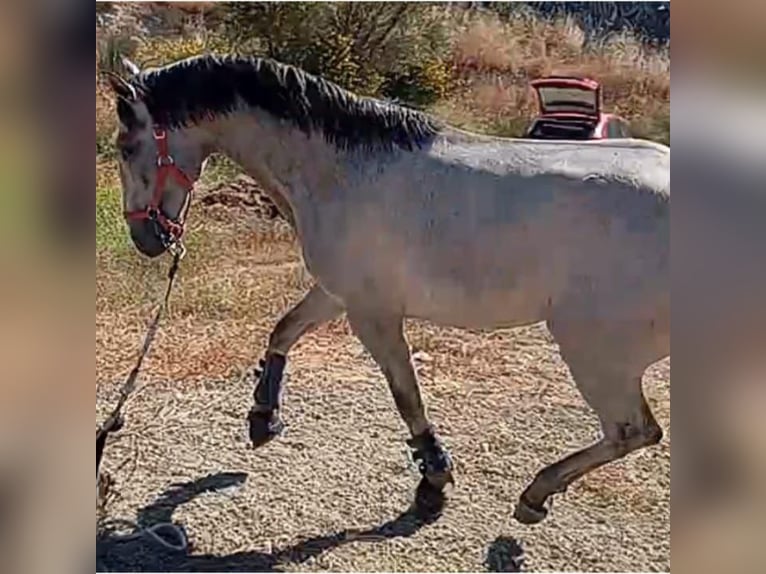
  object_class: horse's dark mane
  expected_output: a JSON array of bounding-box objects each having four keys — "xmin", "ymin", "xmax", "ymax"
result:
[{"xmin": 134, "ymin": 54, "xmax": 441, "ymax": 152}]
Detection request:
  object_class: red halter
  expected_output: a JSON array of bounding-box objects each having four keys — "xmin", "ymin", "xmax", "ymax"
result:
[{"xmin": 124, "ymin": 127, "xmax": 195, "ymax": 245}]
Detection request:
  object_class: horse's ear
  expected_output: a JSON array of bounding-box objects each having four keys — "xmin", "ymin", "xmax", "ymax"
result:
[
  {"xmin": 104, "ymin": 71, "xmax": 138, "ymax": 102},
  {"xmin": 121, "ymin": 57, "xmax": 141, "ymax": 77}
]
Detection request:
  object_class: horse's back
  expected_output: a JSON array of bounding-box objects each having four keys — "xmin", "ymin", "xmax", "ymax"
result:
[{"xmin": 437, "ymin": 133, "xmax": 669, "ymax": 198}]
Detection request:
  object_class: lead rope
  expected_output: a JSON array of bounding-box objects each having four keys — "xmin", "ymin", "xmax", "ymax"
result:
[{"xmin": 97, "ymin": 247, "xmax": 189, "ymax": 555}]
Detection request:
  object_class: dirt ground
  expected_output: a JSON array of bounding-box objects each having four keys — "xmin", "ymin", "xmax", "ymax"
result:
[{"xmin": 96, "ymin": 182, "xmax": 670, "ymax": 572}]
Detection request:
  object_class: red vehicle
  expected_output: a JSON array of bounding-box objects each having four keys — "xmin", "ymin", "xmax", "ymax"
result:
[{"xmin": 525, "ymin": 76, "xmax": 631, "ymax": 140}]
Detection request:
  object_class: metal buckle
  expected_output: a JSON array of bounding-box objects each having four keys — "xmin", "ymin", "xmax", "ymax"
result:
[
  {"xmin": 157, "ymin": 154, "xmax": 175, "ymax": 167},
  {"xmin": 157, "ymin": 226, "xmax": 174, "ymax": 250},
  {"xmin": 146, "ymin": 206, "xmax": 185, "ymax": 251},
  {"xmin": 168, "ymin": 239, "xmax": 187, "ymax": 260}
]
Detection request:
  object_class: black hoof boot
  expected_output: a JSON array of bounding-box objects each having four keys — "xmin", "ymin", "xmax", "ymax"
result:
[
  {"xmin": 247, "ymin": 409, "xmax": 285, "ymax": 448},
  {"xmin": 248, "ymin": 353, "xmax": 287, "ymax": 447},
  {"xmin": 408, "ymin": 428, "xmax": 455, "ymax": 490},
  {"xmin": 414, "ymin": 477, "xmax": 447, "ymax": 521}
]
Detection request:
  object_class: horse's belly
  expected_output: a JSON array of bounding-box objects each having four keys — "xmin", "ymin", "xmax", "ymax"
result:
[
  {"xmin": 401, "ymin": 265, "xmax": 555, "ymax": 329},
  {"xmin": 406, "ymin": 292, "xmax": 549, "ymax": 329}
]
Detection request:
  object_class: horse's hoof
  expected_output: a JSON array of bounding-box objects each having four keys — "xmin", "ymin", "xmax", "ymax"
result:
[
  {"xmin": 414, "ymin": 477, "xmax": 447, "ymax": 522},
  {"xmin": 513, "ymin": 496, "xmax": 549, "ymax": 525},
  {"xmin": 247, "ymin": 409, "xmax": 285, "ymax": 448}
]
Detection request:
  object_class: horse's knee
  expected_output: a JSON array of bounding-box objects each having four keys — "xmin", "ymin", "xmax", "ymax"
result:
[
  {"xmin": 267, "ymin": 286, "xmax": 343, "ymax": 355},
  {"xmin": 605, "ymin": 416, "xmax": 663, "ymax": 454},
  {"xmin": 644, "ymin": 419, "xmax": 663, "ymax": 446},
  {"xmin": 631, "ymin": 395, "xmax": 663, "ymax": 447}
]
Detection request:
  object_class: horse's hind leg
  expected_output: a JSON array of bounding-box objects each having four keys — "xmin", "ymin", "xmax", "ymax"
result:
[
  {"xmin": 514, "ymin": 326, "xmax": 663, "ymax": 525},
  {"xmin": 345, "ymin": 309, "xmax": 454, "ymax": 505},
  {"xmin": 248, "ymin": 284, "xmax": 343, "ymax": 447}
]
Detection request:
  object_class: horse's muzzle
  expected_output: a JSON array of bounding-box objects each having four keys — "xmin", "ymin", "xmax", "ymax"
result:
[{"xmin": 128, "ymin": 219, "xmax": 169, "ymax": 258}]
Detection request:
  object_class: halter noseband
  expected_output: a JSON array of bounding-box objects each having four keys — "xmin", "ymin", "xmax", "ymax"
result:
[{"xmin": 123, "ymin": 127, "xmax": 194, "ymax": 246}]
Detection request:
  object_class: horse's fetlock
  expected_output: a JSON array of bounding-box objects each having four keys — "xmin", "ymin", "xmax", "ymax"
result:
[{"xmin": 407, "ymin": 428, "xmax": 453, "ymax": 477}]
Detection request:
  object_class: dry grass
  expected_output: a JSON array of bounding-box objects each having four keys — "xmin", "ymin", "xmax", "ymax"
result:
[
  {"xmin": 439, "ymin": 12, "xmax": 669, "ymax": 142},
  {"xmin": 96, "ymin": 7, "xmax": 670, "ymax": 571}
]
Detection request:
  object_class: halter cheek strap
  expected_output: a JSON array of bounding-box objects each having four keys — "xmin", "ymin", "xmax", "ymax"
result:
[{"xmin": 124, "ymin": 127, "xmax": 195, "ymax": 243}]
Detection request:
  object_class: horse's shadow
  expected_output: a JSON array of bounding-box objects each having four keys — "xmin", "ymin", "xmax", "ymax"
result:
[
  {"xmin": 97, "ymin": 471, "xmax": 444, "ymax": 572},
  {"xmin": 485, "ymin": 535, "xmax": 526, "ymax": 572}
]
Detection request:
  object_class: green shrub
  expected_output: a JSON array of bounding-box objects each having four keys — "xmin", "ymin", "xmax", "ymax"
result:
[
  {"xmin": 219, "ymin": 2, "xmax": 458, "ymax": 103},
  {"xmin": 134, "ymin": 34, "xmax": 233, "ymax": 68}
]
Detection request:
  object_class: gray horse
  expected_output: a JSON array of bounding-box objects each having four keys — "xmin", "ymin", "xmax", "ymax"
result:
[{"xmin": 106, "ymin": 54, "xmax": 669, "ymax": 524}]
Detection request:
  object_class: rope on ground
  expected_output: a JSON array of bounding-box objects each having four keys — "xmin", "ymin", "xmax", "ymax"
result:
[
  {"xmin": 98, "ymin": 517, "xmax": 189, "ymax": 552},
  {"xmin": 97, "ymin": 252, "xmax": 187, "ymax": 565}
]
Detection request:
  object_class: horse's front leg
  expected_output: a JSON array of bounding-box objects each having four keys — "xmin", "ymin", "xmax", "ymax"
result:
[
  {"xmin": 346, "ymin": 309, "xmax": 454, "ymax": 513},
  {"xmin": 249, "ymin": 284, "xmax": 343, "ymax": 447}
]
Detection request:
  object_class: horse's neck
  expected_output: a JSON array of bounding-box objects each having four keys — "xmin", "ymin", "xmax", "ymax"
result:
[{"xmin": 208, "ymin": 112, "xmax": 347, "ymax": 207}]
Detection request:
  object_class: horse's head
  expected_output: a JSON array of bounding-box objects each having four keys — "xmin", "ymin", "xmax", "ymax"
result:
[{"xmin": 106, "ymin": 64, "xmax": 207, "ymax": 258}]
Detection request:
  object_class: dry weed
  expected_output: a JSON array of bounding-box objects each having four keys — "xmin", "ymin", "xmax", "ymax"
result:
[{"xmin": 439, "ymin": 12, "xmax": 669, "ymax": 140}]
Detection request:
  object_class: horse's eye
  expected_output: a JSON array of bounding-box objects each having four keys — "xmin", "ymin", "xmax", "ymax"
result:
[{"xmin": 120, "ymin": 144, "xmax": 137, "ymax": 161}]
